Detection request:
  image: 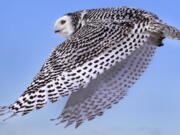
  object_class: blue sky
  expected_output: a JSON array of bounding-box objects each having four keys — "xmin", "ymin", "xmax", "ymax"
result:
[{"xmin": 0, "ymin": 0, "xmax": 180, "ymax": 135}]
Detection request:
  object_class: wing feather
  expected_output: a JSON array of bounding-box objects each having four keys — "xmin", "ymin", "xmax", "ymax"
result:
[
  {"xmin": 55, "ymin": 44, "xmax": 157, "ymax": 128},
  {"xmin": 0, "ymin": 20, "xmax": 152, "ymax": 119}
]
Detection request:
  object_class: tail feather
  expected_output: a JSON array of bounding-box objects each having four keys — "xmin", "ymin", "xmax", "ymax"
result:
[
  {"xmin": 150, "ymin": 21, "xmax": 180, "ymax": 40},
  {"xmin": 162, "ymin": 24, "xmax": 180, "ymax": 40}
]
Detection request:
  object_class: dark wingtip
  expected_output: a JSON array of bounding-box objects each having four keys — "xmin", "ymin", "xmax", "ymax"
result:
[
  {"xmin": 0, "ymin": 106, "xmax": 9, "ymax": 116},
  {"xmin": 0, "ymin": 106, "xmax": 17, "ymax": 122}
]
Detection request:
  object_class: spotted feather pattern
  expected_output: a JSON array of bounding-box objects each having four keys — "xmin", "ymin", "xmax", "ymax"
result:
[
  {"xmin": 69, "ymin": 7, "xmax": 180, "ymax": 41},
  {"xmin": 52, "ymin": 44, "xmax": 156, "ymax": 128},
  {"xmin": 0, "ymin": 19, "xmax": 152, "ymax": 118},
  {"xmin": 1, "ymin": 7, "xmax": 179, "ymax": 125}
]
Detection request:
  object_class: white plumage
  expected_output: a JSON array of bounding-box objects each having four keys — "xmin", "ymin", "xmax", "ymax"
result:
[
  {"xmin": 0, "ymin": 7, "xmax": 180, "ymax": 128},
  {"xmin": 54, "ymin": 15, "xmax": 75, "ymax": 38}
]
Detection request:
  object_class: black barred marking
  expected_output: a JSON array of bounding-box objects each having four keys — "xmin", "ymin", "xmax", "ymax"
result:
[
  {"xmin": 56, "ymin": 44, "xmax": 157, "ymax": 128},
  {"xmin": 39, "ymin": 90, "xmax": 45, "ymax": 93},
  {"xmin": 1, "ymin": 6, "xmax": 173, "ymax": 128}
]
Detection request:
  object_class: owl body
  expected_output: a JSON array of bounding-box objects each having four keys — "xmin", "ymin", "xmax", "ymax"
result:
[
  {"xmin": 1, "ymin": 7, "xmax": 180, "ymax": 128},
  {"xmin": 68, "ymin": 7, "xmax": 157, "ymax": 26},
  {"xmin": 63, "ymin": 7, "xmax": 160, "ymax": 38}
]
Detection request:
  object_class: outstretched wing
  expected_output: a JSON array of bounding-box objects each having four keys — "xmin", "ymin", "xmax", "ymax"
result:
[
  {"xmin": 0, "ymin": 20, "xmax": 152, "ymax": 119},
  {"xmin": 54, "ymin": 44, "xmax": 157, "ymax": 128}
]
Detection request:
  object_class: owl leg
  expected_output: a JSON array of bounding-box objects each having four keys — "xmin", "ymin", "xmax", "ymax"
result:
[{"xmin": 148, "ymin": 32, "xmax": 165, "ymax": 47}]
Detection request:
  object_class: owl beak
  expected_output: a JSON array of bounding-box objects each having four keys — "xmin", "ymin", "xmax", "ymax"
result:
[
  {"xmin": 54, "ymin": 30, "xmax": 60, "ymax": 33},
  {"xmin": 55, "ymin": 28, "xmax": 65, "ymax": 33}
]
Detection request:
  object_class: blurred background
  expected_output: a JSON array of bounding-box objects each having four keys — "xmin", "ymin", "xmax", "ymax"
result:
[{"xmin": 0, "ymin": 0, "xmax": 180, "ymax": 135}]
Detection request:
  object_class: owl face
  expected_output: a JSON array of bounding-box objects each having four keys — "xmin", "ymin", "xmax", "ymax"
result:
[{"xmin": 54, "ymin": 15, "xmax": 75, "ymax": 38}]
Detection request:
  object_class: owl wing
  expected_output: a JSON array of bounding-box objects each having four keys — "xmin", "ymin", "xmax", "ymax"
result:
[
  {"xmin": 0, "ymin": 20, "xmax": 152, "ymax": 120},
  {"xmin": 54, "ymin": 44, "xmax": 157, "ymax": 128}
]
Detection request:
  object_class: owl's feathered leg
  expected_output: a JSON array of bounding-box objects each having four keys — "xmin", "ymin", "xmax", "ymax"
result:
[{"xmin": 148, "ymin": 32, "xmax": 165, "ymax": 47}]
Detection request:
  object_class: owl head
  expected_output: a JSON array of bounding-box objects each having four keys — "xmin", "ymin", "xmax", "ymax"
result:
[{"xmin": 54, "ymin": 11, "xmax": 86, "ymax": 38}]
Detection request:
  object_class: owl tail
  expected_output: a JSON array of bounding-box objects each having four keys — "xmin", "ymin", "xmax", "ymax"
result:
[
  {"xmin": 162, "ymin": 23, "xmax": 180, "ymax": 40},
  {"xmin": 148, "ymin": 22, "xmax": 180, "ymax": 46}
]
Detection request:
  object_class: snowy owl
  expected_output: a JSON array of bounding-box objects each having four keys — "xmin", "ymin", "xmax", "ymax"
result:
[{"xmin": 0, "ymin": 7, "xmax": 180, "ymax": 128}]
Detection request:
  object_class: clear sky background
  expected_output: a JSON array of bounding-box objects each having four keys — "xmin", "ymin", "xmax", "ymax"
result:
[{"xmin": 0, "ymin": 0, "xmax": 180, "ymax": 135}]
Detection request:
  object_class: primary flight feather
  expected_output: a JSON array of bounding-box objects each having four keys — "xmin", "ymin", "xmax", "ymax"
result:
[{"xmin": 0, "ymin": 6, "xmax": 180, "ymax": 128}]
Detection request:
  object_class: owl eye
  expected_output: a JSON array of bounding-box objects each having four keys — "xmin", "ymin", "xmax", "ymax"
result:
[{"xmin": 60, "ymin": 20, "xmax": 66, "ymax": 25}]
